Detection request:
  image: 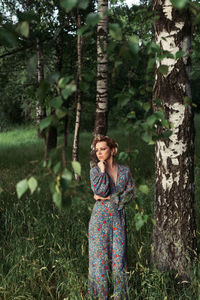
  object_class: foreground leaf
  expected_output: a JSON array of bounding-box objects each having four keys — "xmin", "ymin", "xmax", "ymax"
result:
[
  {"xmin": 16, "ymin": 21, "xmax": 29, "ymax": 37},
  {"xmin": 40, "ymin": 117, "xmax": 52, "ymax": 131},
  {"xmin": 53, "ymin": 192, "xmax": 62, "ymax": 210},
  {"xmin": 72, "ymin": 161, "xmax": 81, "ymax": 176},
  {"xmin": 139, "ymin": 184, "xmax": 149, "ymax": 195},
  {"xmin": 60, "ymin": 0, "xmax": 77, "ymax": 12},
  {"xmin": 16, "ymin": 179, "xmax": 28, "ymax": 198},
  {"xmin": 134, "ymin": 212, "xmax": 148, "ymax": 231},
  {"xmin": 28, "ymin": 177, "xmax": 38, "ymax": 194}
]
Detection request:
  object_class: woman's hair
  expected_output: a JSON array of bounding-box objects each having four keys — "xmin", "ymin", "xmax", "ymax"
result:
[{"xmin": 92, "ymin": 135, "xmax": 118, "ymax": 157}]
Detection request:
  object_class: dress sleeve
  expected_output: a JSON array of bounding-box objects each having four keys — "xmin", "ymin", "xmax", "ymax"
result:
[
  {"xmin": 90, "ymin": 167, "xmax": 110, "ymax": 197},
  {"xmin": 111, "ymin": 167, "xmax": 135, "ymax": 210}
]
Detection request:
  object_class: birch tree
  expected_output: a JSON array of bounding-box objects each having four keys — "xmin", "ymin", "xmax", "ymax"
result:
[
  {"xmin": 152, "ymin": 0, "xmax": 196, "ymax": 277},
  {"xmin": 93, "ymin": 0, "xmax": 108, "ymax": 137},
  {"xmin": 72, "ymin": 9, "xmax": 82, "ymax": 181},
  {"xmin": 36, "ymin": 36, "xmax": 46, "ymax": 138}
]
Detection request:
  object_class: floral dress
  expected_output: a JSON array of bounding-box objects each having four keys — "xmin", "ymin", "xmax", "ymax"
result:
[{"xmin": 88, "ymin": 164, "xmax": 134, "ymax": 299}]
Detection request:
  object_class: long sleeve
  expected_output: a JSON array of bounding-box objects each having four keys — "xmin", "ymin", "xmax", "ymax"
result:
[
  {"xmin": 90, "ymin": 167, "xmax": 110, "ymax": 197},
  {"xmin": 111, "ymin": 166, "xmax": 134, "ymax": 210}
]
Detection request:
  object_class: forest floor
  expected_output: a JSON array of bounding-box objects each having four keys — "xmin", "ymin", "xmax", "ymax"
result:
[{"xmin": 0, "ymin": 114, "xmax": 200, "ymax": 299}]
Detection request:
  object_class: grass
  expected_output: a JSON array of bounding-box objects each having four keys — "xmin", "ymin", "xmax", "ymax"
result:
[{"xmin": 0, "ymin": 116, "xmax": 200, "ymax": 299}]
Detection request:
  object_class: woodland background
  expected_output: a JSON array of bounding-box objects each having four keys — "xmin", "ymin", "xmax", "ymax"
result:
[{"xmin": 0, "ymin": 0, "xmax": 200, "ymax": 299}]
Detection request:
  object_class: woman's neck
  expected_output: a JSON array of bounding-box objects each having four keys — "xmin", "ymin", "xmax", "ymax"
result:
[{"xmin": 106, "ymin": 158, "xmax": 116, "ymax": 170}]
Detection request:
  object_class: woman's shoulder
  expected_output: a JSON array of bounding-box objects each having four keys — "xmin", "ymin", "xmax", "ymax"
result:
[{"xmin": 118, "ymin": 164, "xmax": 131, "ymax": 173}]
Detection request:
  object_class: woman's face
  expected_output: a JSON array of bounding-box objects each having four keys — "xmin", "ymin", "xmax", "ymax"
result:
[{"xmin": 95, "ymin": 141, "xmax": 113, "ymax": 162}]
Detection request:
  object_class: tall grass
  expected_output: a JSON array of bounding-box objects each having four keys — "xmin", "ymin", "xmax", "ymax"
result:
[{"xmin": 0, "ymin": 116, "xmax": 200, "ymax": 299}]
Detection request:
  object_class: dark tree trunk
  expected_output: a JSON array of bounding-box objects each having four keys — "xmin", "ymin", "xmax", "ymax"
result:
[
  {"xmin": 46, "ymin": 9, "xmax": 65, "ymax": 151},
  {"xmin": 152, "ymin": 0, "xmax": 196, "ymax": 278}
]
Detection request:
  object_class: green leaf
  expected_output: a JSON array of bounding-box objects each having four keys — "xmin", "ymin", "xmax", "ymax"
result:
[
  {"xmin": 184, "ymin": 96, "xmax": 191, "ymax": 105},
  {"xmin": 147, "ymin": 58, "xmax": 156, "ymax": 72},
  {"xmin": 162, "ymin": 130, "xmax": 173, "ymax": 139},
  {"xmin": 109, "ymin": 24, "xmax": 122, "ymax": 41},
  {"xmin": 158, "ymin": 65, "xmax": 169, "ymax": 75},
  {"xmin": 0, "ymin": 187, "xmax": 3, "ymax": 194},
  {"xmin": 53, "ymin": 162, "xmax": 61, "ymax": 174},
  {"xmin": 143, "ymin": 102, "xmax": 151, "ymax": 112},
  {"xmin": 47, "ymin": 72, "xmax": 60, "ymax": 84},
  {"xmin": 130, "ymin": 149, "xmax": 139, "ymax": 160},
  {"xmin": 61, "ymin": 83, "xmax": 76, "ymax": 99},
  {"xmin": 55, "ymin": 108, "xmax": 67, "ymax": 119},
  {"xmin": 114, "ymin": 61, "xmax": 122, "ymax": 69},
  {"xmin": 161, "ymin": 118, "xmax": 170, "ymax": 128},
  {"xmin": 62, "ymin": 168, "xmax": 73, "ymax": 182},
  {"xmin": 139, "ymin": 184, "xmax": 149, "ymax": 195},
  {"xmin": 86, "ymin": 13, "xmax": 100, "ymax": 27},
  {"xmin": 170, "ymin": 0, "xmax": 187, "ymax": 9},
  {"xmin": 175, "ymin": 50, "xmax": 185, "ymax": 59},
  {"xmin": 77, "ymin": 25, "xmax": 89, "ymax": 35},
  {"xmin": 126, "ymin": 111, "xmax": 136, "ymax": 119},
  {"xmin": 141, "ymin": 132, "xmax": 152, "ymax": 143},
  {"xmin": 128, "ymin": 35, "xmax": 139, "ymax": 55},
  {"xmin": 146, "ymin": 114, "xmax": 157, "ymax": 127},
  {"xmin": 134, "ymin": 212, "xmax": 148, "ymax": 231},
  {"xmin": 53, "ymin": 192, "xmax": 62, "ymax": 210},
  {"xmin": 49, "ymin": 96, "xmax": 63, "ymax": 109},
  {"xmin": 28, "ymin": 177, "xmax": 38, "ymax": 194},
  {"xmin": 118, "ymin": 152, "xmax": 129, "ymax": 161},
  {"xmin": 0, "ymin": 27, "xmax": 17, "ymax": 47},
  {"xmin": 60, "ymin": 0, "xmax": 77, "ymax": 12},
  {"xmin": 72, "ymin": 161, "xmax": 81, "ymax": 176},
  {"xmin": 40, "ymin": 116, "xmax": 52, "ymax": 131},
  {"xmin": 118, "ymin": 94, "xmax": 131, "ymax": 108},
  {"xmin": 36, "ymin": 80, "xmax": 50, "ymax": 100},
  {"xmin": 58, "ymin": 76, "xmax": 72, "ymax": 88},
  {"xmin": 128, "ymin": 88, "xmax": 135, "ymax": 96},
  {"xmin": 61, "ymin": 169, "xmax": 73, "ymax": 191},
  {"xmin": 78, "ymin": 0, "xmax": 89, "ymax": 9},
  {"xmin": 16, "ymin": 179, "xmax": 29, "ymax": 199},
  {"xmin": 17, "ymin": 21, "xmax": 29, "ymax": 37}
]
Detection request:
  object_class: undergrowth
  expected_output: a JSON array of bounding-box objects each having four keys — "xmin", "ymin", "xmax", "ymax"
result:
[{"xmin": 0, "ymin": 116, "xmax": 200, "ymax": 299}]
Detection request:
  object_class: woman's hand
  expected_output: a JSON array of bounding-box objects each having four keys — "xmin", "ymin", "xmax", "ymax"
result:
[
  {"xmin": 97, "ymin": 161, "xmax": 106, "ymax": 173},
  {"xmin": 93, "ymin": 194, "xmax": 110, "ymax": 201}
]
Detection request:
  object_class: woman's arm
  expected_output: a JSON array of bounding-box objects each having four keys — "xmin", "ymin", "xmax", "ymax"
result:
[
  {"xmin": 90, "ymin": 167, "xmax": 110, "ymax": 197},
  {"xmin": 93, "ymin": 194, "xmax": 111, "ymax": 201},
  {"xmin": 111, "ymin": 167, "xmax": 135, "ymax": 209}
]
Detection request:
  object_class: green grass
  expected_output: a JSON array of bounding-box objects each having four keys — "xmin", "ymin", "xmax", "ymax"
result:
[{"xmin": 0, "ymin": 117, "xmax": 200, "ymax": 299}]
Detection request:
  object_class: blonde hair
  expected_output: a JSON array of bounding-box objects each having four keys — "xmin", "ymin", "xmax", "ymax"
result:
[{"xmin": 92, "ymin": 135, "xmax": 118, "ymax": 157}]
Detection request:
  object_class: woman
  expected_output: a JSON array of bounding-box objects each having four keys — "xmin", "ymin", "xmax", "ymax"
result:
[{"xmin": 88, "ymin": 136, "xmax": 134, "ymax": 299}]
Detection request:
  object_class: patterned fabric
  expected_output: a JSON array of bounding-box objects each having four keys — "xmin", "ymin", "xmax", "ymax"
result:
[{"xmin": 88, "ymin": 164, "xmax": 134, "ymax": 299}]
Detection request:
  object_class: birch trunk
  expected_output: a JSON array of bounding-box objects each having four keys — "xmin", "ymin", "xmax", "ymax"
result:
[
  {"xmin": 72, "ymin": 10, "xmax": 82, "ymax": 181},
  {"xmin": 36, "ymin": 37, "xmax": 46, "ymax": 138},
  {"xmin": 93, "ymin": 0, "xmax": 108, "ymax": 138},
  {"xmin": 152, "ymin": 0, "xmax": 196, "ymax": 277}
]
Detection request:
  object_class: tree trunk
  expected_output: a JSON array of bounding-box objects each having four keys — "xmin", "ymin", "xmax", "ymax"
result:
[
  {"xmin": 93, "ymin": 0, "xmax": 108, "ymax": 138},
  {"xmin": 152, "ymin": 0, "xmax": 196, "ymax": 278},
  {"xmin": 72, "ymin": 9, "xmax": 82, "ymax": 181},
  {"xmin": 46, "ymin": 9, "xmax": 65, "ymax": 151},
  {"xmin": 36, "ymin": 37, "xmax": 46, "ymax": 138}
]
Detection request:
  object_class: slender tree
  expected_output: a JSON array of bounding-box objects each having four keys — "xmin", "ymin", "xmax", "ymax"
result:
[
  {"xmin": 72, "ymin": 9, "xmax": 82, "ymax": 181},
  {"xmin": 93, "ymin": 0, "xmax": 108, "ymax": 137},
  {"xmin": 45, "ymin": 3, "xmax": 65, "ymax": 151},
  {"xmin": 35, "ymin": 36, "xmax": 46, "ymax": 138},
  {"xmin": 152, "ymin": 0, "xmax": 196, "ymax": 278}
]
